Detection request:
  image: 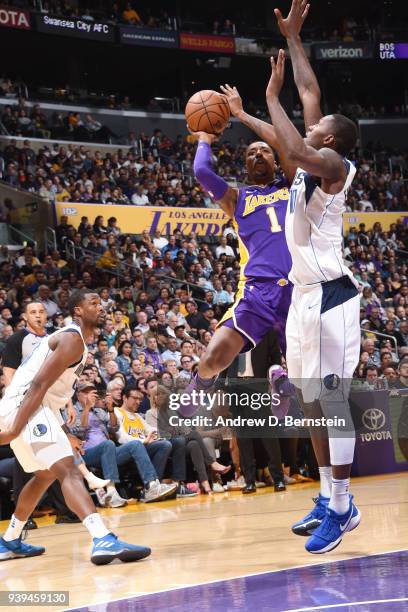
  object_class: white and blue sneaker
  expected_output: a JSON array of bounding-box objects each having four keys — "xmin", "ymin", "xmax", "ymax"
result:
[
  {"xmin": 292, "ymin": 494, "xmax": 329, "ymax": 536},
  {"xmin": 305, "ymin": 496, "xmax": 361, "ymax": 554},
  {"xmin": 0, "ymin": 536, "xmax": 45, "ymax": 561},
  {"xmin": 91, "ymin": 532, "xmax": 151, "ymax": 565}
]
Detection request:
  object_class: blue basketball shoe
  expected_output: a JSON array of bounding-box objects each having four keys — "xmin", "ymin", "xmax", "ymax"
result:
[
  {"xmin": 0, "ymin": 536, "xmax": 45, "ymax": 561},
  {"xmin": 305, "ymin": 496, "xmax": 361, "ymax": 554},
  {"xmin": 91, "ymin": 533, "xmax": 151, "ymax": 565},
  {"xmin": 292, "ymin": 495, "xmax": 329, "ymax": 536}
]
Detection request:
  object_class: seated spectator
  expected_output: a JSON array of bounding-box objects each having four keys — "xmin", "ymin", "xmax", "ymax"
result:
[
  {"xmin": 68, "ymin": 382, "xmax": 176, "ymax": 505},
  {"xmin": 215, "ymin": 236, "xmax": 235, "ymax": 258},
  {"xmin": 364, "ymin": 365, "xmax": 379, "ymax": 388},
  {"xmin": 118, "ymin": 387, "xmax": 195, "ymax": 497},
  {"xmin": 142, "ymin": 337, "xmax": 164, "ymax": 373},
  {"xmin": 115, "ymin": 340, "xmax": 133, "ymax": 376},
  {"xmin": 127, "ymin": 357, "xmax": 144, "ymax": 385},
  {"xmin": 37, "ymin": 285, "xmax": 59, "ymax": 318},
  {"xmin": 390, "ymin": 359, "xmax": 408, "ymax": 390},
  {"xmin": 122, "ymin": 2, "xmax": 142, "ymax": 24},
  {"xmin": 151, "ymin": 385, "xmax": 230, "ymax": 494},
  {"xmin": 362, "ymin": 338, "xmax": 381, "ymax": 368},
  {"xmin": 161, "ymin": 337, "xmax": 181, "ymax": 366}
]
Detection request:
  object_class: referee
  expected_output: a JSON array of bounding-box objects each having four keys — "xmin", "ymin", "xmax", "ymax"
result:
[{"xmin": 2, "ymin": 301, "xmax": 79, "ymax": 527}]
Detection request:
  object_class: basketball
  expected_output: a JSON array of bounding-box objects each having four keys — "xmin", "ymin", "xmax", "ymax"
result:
[{"xmin": 185, "ymin": 90, "xmax": 230, "ymax": 134}]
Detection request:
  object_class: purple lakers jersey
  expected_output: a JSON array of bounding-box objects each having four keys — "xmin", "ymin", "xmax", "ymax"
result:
[{"xmin": 234, "ymin": 179, "xmax": 292, "ymax": 282}]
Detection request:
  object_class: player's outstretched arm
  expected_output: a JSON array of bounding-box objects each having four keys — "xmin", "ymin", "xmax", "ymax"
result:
[
  {"xmin": 0, "ymin": 332, "xmax": 84, "ymax": 445},
  {"xmin": 220, "ymin": 84, "xmax": 296, "ymax": 181},
  {"xmin": 190, "ymin": 130, "xmax": 238, "ymax": 218},
  {"xmin": 275, "ymin": 0, "xmax": 323, "ymax": 129},
  {"xmin": 266, "ymin": 51, "xmax": 344, "ymax": 182}
]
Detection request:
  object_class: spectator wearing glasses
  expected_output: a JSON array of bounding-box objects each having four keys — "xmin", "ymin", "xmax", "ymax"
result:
[
  {"xmin": 179, "ymin": 356, "xmax": 194, "ymax": 381},
  {"xmin": 131, "ymin": 328, "xmax": 146, "ymax": 358}
]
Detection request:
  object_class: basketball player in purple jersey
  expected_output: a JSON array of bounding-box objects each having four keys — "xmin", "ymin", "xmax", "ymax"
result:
[{"xmin": 185, "ymin": 134, "xmax": 296, "ymax": 415}]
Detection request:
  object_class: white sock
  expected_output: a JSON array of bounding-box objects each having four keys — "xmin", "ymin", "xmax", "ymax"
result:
[
  {"xmin": 83, "ymin": 513, "xmax": 110, "ymax": 539},
  {"xmin": 77, "ymin": 462, "xmax": 90, "ymax": 478},
  {"xmin": 318, "ymin": 466, "xmax": 332, "ymax": 498},
  {"xmin": 106, "ymin": 483, "xmax": 117, "ymax": 496},
  {"xmin": 3, "ymin": 515, "xmax": 26, "ymax": 542},
  {"xmin": 329, "ymin": 478, "xmax": 350, "ymax": 514}
]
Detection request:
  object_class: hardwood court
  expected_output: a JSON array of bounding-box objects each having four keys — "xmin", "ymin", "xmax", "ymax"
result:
[{"xmin": 0, "ymin": 473, "xmax": 407, "ymax": 611}]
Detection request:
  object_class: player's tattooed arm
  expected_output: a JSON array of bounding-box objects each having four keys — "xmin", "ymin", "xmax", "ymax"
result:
[
  {"xmin": 0, "ymin": 332, "xmax": 84, "ymax": 445},
  {"xmin": 266, "ymin": 51, "xmax": 345, "ymax": 184},
  {"xmin": 275, "ymin": 0, "xmax": 323, "ymax": 129},
  {"xmin": 220, "ymin": 84, "xmax": 297, "ymax": 182}
]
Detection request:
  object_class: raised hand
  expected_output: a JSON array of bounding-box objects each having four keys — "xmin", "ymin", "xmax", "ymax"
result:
[
  {"xmin": 220, "ymin": 84, "xmax": 243, "ymax": 117},
  {"xmin": 266, "ymin": 49, "xmax": 286, "ymax": 100},
  {"xmin": 274, "ymin": 0, "xmax": 310, "ymax": 39},
  {"xmin": 187, "ymin": 128, "xmax": 219, "ymax": 145}
]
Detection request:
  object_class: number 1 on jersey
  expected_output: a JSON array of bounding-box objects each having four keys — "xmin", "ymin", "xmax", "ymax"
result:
[{"xmin": 266, "ymin": 207, "xmax": 282, "ymax": 233}]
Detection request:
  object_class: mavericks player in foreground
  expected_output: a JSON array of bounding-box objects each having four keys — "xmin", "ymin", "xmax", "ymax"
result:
[
  {"xmin": 0, "ymin": 290, "xmax": 151, "ymax": 565},
  {"xmin": 266, "ymin": 7, "xmax": 361, "ymax": 554}
]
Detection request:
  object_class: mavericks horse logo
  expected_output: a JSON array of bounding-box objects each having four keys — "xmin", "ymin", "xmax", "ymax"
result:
[{"xmin": 33, "ymin": 423, "xmax": 48, "ymax": 437}]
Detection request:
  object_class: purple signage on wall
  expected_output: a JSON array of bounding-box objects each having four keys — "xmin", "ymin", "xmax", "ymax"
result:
[
  {"xmin": 351, "ymin": 389, "xmax": 408, "ymax": 476},
  {"xmin": 379, "ymin": 42, "xmax": 408, "ymax": 59}
]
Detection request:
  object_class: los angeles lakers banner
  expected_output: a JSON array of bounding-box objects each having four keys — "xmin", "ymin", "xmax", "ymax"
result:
[{"xmin": 54, "ymin": 203, "xmax": 229, "ymax": 236}]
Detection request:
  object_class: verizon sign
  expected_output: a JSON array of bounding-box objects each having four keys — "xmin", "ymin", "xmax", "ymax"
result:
[
  {"xmin": 314, "ymin": 42, "xmax": 373, "ymax": 60},
  {"xmin": 0, "ymin": 6, "xmax": 30, "ymax": 29}
]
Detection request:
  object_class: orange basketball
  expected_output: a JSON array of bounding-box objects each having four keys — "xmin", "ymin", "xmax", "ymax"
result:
[{"xmin": 185, "ymin": 90, "xmax": 230, "ymax": 135}]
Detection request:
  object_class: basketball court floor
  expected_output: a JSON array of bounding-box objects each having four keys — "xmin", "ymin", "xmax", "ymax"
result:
[{"xmin": 1, "ymin": 473, "xmax": 407, "ymax": 611}]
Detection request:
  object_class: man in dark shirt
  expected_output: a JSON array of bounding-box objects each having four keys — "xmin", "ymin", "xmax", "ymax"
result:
[{"xmin": 185, "ymin": 300, "xmax": 202, "ymax": 331}]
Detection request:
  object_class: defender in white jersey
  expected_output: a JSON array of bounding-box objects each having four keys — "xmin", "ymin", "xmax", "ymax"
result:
[
  {"xmin": 266, "ymin": 8, "xmax": 361, "ymax": 556},
  {"xmin": 0, "ymin": 322, "xmax": 87, "ymax": 472},
  {"xmin": 0, "ymin": 289, "xmax": 151, "ymax": 565}
]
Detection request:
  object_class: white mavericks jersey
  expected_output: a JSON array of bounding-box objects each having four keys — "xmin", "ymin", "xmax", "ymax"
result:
[
  {"xmin": 0, "ymin": 323, "xmax": 88, "ymax": 422},
  {"xmin": 285, "ymin": 159, "xmax": 357, "ymax": 287}
]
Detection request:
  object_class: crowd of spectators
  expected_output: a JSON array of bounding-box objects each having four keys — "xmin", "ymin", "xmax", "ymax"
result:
[
  {"xmin": 1, "ymin": 126, "xmax": 407, "ymax": 212},
  {"xmin": 342, "ymin": 220, "xmax": 408, "ymax": 395},
  {"xmin": 0, "ymin": 98, "xmax": 117, "ymax": 142}
]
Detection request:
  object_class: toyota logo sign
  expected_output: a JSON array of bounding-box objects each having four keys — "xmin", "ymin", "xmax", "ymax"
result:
[{"xmin": 362, "ymin": 408, "xmax": 386, "ymax": 431}]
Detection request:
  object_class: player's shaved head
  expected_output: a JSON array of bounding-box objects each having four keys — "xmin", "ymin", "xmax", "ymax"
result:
[
  {"xmin": 68, "ymin": 289, "xmax": 99, "ymax": 316},
  {"xmin": 305, "ymin": 114, "xmax": 358, "ymax": 157},
  {"xmin": 328, "ymin": 114, "xmax": 358, "ymax": 157}
]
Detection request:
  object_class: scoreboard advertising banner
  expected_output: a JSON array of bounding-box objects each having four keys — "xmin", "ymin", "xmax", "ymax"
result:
[
  {"xmin": 313, "ymin": 42, "xmax": 373, "ymax": 60},
  {"xmin": 0, "ymin": 6, "xmax": 30, "ymax": 29},
  {"xmin": 120, "ymin": 26, "xmax": 178, "ymax": 48},
  {"xmin": 379, "ymin": 42, "xmax": 408, "ymax": 59},
  {"xmin": 35, "ymin": 14, "xmax": 115, "ymax": 41},
  {"xmin": 180, "ymin": 32, "xmax": 235, "ymax": 54}
]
